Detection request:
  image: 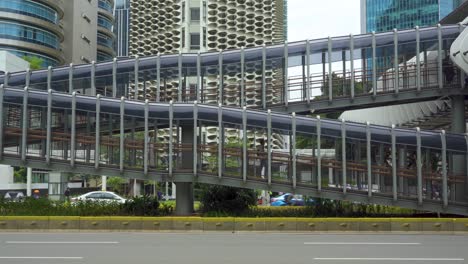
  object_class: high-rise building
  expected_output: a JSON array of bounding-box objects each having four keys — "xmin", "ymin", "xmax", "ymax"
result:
[
  {"xmin": 361, "ymin": 0, "xmax": 467, "ymax": 34},
  {"xmin": 129, "ymin": 0, "xmax": 286, "ymax": 54},
  {"xmin": 96, "ymin": 0, "xmax": 116, "ymax": 62},
  {"xmin": 128, "ymin": 0, "xmax": 287, "ymax": 147},
  {"xmin": 0, "ymin": 0, "xmax": 115, "ymax": 69},
  {"xmin": 129, "ymin": 0, "xmax": 286, "ymax": 102},
  {"xmin": 0, "ymin": 0, "xmax": 65, "ymax": 67},
  {"xmin": 114, "ymin": 0, "xmax": 130, "ymax": 57}
]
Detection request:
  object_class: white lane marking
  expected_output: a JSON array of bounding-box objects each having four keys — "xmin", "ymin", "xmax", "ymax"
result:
[
  {"xmin": 305, "ymin": 242, "xmax": 421, "ymax": 245},
  {"xmin": 314, "ymin": 258, "xmax": 464, "ymax": 261},
  {"xmin": 0, "ymin": 257, "xmax": 83, "ymax": 259},
  {"xmin": 6, "ymin": 241, "xmax": 119, "ymax": 244}
]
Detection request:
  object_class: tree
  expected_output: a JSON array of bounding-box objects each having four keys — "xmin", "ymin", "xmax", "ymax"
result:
[
  {"xmin": 22, "ymin": 56, "xmax": 44, "ymax": 70},
  {"xmin": 107, "ymin": 177, "xmax": 126, "ymax": 194},
  {"xmin": 13, "ymin": 167, "xmax": 27, "ymax": 183}
]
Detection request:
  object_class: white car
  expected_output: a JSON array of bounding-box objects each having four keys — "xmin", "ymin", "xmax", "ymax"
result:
[{"xmin": 71, "ymin": 191, "xmax": 127, "ymax": 204}]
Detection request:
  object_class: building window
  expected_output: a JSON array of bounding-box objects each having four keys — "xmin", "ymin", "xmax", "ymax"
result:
[
  {"xmin": 191, "ymin": 7, "xmax": 200, "ymax": 21},
  {"xmin": 182, "ymin": 2, "xmax": 185, "ymax": 22},
  {"xmin": 190, "ymin": 33, "xmax": 200, "ymax": 50},
  {"xmin": 203, "ymin": 27, "xmax": 206, "ymax": 47},
  {"xmin": 203, "ymin": 1, "xmax": 207, "ymax": 21},
  {"xmin": 181, "ymin": 27, "xmax": 185, "ymax": 48}
]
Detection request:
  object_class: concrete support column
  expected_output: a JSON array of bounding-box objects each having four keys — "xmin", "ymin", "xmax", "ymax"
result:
[
  {"xmin": 174, "ymin": 125, "xmax": 194, "ymax": 215},
  {"xmin": 175, "ymin": 182, "xmax": 193, "ymax": 215},
  {"xmin": 26, "ymin": 167, "xmax": 32, "ymax": 197},
  {"xmin": 451, "ymin": 95, "xmax": 466, "ymax": 201},
  {"xmin": 101, "ymin": 176, "xmax": 107, "ymax": 191}
]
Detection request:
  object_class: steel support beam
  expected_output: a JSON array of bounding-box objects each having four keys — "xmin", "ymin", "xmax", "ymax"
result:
[
  {"xmin": 95, "ymin": 95, "xmax": 100, "ymax": 169},
  {"xmin": 366, "ymin": 122, "xmax": 371, "ymax": 197},
  {"xmin": 134, "ymin": 55, "xmax": 139, "ymax": 100},
  {"xmin": 197, "ymin": 52, "xmax": 201, "ymax": 102},
  {"xmin": 47, "ymin": 66, "xmax": 52, "ymax": 91},
  {"xmin": 350, "ymin": 34, "xmax": 355, "ymax": 99},
  {"xmin": 341, "ymin": 119, "xmax": 347, "ymax": 194},
  {"xmin": 70, "ymin": 92, "xmax": 76, "ymax": 167},
  {"xmin": 219, "ymin": 50, "xmax": 223, "ymax": 105},
  {"xmin": 416, "ymin": 26, "xmax": 421, "ymax": 92},
  {"xmin": 21, "ymin": 87, "xmax": 28, "ymax": 162},
  {"xmin": 306, "ymin": 39, "xmax": 311, "ymax": 104},
  {"xmin": 328, "ymin": 37, "xmax": 333, "ymax": 102},
  {"xmin": 120, "ymin": 97, "xmax": 125, "ymax": 173},
  {"xmin": 112, "ymin": 58, "xmax": 117, "ymax": 98},
  {"xmin": 284, "ymin": 41, "xmax": 288, "ymax": 106},
  {"xmin": 218, "ymin": 104, "xmax": 223, "ymax": 179},
  {"xmin": 391, "ymin": 124, "xmax": 397, "ymax": 201},
  {"xmin": 262, "ymin": 44, "xmax": 267, "ymax": 109},
  {"xmin": 267, "ymin": 109, "xmax": 272, "ymax": 185},
  {"xmin": 241, "ymin": 47, "xmax": 245, "ymax": 107},
  {"xmin": 438, "ymin": 24, "xmax": 443, "ymax": 89},
  {"xmin": 193, "ymin": 101, "xmax": 198, "ymax": 176},
  {"xmin": 169, "ymin": 101, "xmax": 174, "ymax": 175},
  {"xmin": 0, "ymin": 85, "xmax": 3, "ymax": 160},
  {"xmin": 91, "ymin": 61, "xmax": 96, "ymax": 96},
  {"xmin": 242, "ymin": 107, "xmax": 247, "ymax": 183},
  {"xmin": 416, "ymin": 127, "xmax": 423, "ymax": 205},
  {"xmin": 317, "ymin": 116, "xmax": 321, "ymax": 192},
  {"xmin": 372, "ymin": 32, "xmax": 377, "ymax": 97},
  {"xmin": 156, "ymin": 53, "xmax": 161, "ymax": 102},
  {"xmin": 441, "ymin": 130, "xmax": 448, "ymax": 207},
  {"xmin": 393, "ymin": 29, "xmax": 399, "ymax": 94},
  {"xmin": 292, "ymin": 112, "xmax": 296, "ymax": 189},
  {"xmin": 68, "ymin": 64, "xmax": 73, "ymax": 94},
  {"xmin": 144, "ymin": 99, "xmax": 149, "ymax": 175}
]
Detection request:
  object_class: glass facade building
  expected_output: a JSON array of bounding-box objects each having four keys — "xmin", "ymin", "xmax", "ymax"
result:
[
  {"xmin": 0, "ymin": 0, "xmax": 63, "ymax": 67},
  {"xmin": 362, "ymin": 0, "xmax": 466, "ymax": 33},
  {"xmin": 113, "ymin": 0, "xmax": 129, "ymax": 57},
  {"xmin": 361, "ymin": 0, "xmax": 465, "ymax": 83},
  {"xmin": 97, "ymin": 0, "xmax": 116, "ymax": 62}
]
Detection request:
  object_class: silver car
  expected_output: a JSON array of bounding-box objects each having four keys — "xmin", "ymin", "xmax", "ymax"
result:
[{"xmin": 71, "ymin": 191, "xmax": 127, "ymax": 204}]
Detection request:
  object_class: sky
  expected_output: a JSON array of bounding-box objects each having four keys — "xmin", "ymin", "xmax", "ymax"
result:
[{"xmin": 288, "ymin": 0, "xmax": 362, "ymax": 41}]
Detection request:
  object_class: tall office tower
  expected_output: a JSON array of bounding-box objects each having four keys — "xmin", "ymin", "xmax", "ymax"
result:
[
  {"xmin": 129, "ymin": 0, "xmax": 286, "ymax": 99},
  {"xmin": 0, "ymin": 0, "xmax": 115, "ymax": 69},
  {"xmin": 361, "ymin": 0, "xmax": 467, "ymax": 34},
  {"xmin": 114, "ymin": 0, "xmax": 130, "ymax": 57},
  {"xmin": 360, "ymin": 0, "xmax": 466, "ymax": 82},
  {"xmin": 96, "ymin": 0, "xmax": 116, "ymax": 62},
  {"xmin": 129, "ymin": 0, "xmax": 286, "ymax": 148},
  {"xmin": 0, "ymin": 0, "xmax": 65, "ymax": 67}
]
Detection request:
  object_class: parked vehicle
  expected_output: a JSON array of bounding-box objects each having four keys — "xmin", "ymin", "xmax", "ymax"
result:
[
  {"xmin": 3, "ymin": 191, "xmax": 24, "ymax": 202},
  {"xmin": 71, "ymin": 191, "xmax": 127, "ymax": 204},
  {"xmin": 270, "ymin": 193, "xmax": 313, "ymax": 206}
]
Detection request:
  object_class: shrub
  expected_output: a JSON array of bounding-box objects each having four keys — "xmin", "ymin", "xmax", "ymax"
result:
[
  {"xmin": 0, "ymin": 196, "xmax": 172, "ymax": 216},
  {"xmin": 199, "ymin": 184, "xmax": 256, "ymax": 215},
  {"xmin": 120, "ymin": 196, "xmax": 160, "ymax": 216}
]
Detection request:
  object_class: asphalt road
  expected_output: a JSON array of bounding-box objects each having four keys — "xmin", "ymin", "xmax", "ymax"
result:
[{"xmin": 0, "ymin": 232, "xmax": 466, "ymax": 264}]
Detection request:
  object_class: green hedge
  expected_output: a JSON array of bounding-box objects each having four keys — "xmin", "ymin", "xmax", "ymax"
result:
[
  {"xmin": 203, "ymin": 200, "xmax": 417, "ymax": 217},
  {"xmin": 0, "ymin": 196, "xmax": 173, "ymax": 216}
]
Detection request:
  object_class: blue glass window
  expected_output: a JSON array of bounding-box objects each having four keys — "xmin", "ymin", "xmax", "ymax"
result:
[
  {"xmin": 98, "ymin": 15, "xmax": 113, "ymax": 31},
  {"xmin": 365, "ymin": 0, "xmax": 466, "ymax": 33},
  {"xmin": 0, "ymin": 0, "xmax": 58, "ymax": 24},
  {"xmin": 0, "ymin": 46, "xmax": 59, "ymax": 67},
  {"xmin": 97, "ymin": 33, "xmax": 114, "ymax": 49},
  {"xmin": 98, "ymin": 0, "xmax": 113, "ymax": 13},
  {"xmin": 0, "ymin": 21, "xmax": 59, "ymax": 49},
  {"xmin": 97, "ymin": 51, "xmax": 113, "ymax": 62}
]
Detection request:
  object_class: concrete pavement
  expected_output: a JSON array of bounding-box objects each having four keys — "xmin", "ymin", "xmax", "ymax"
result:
[{"xmin": 0, "ymin": 233, "xmax": 466, "ymax": 264}]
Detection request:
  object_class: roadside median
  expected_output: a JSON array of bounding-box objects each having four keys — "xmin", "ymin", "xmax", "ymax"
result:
[{"xmin": 0, "ymin": 216, "xmax": 467, "ymax": 233}]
